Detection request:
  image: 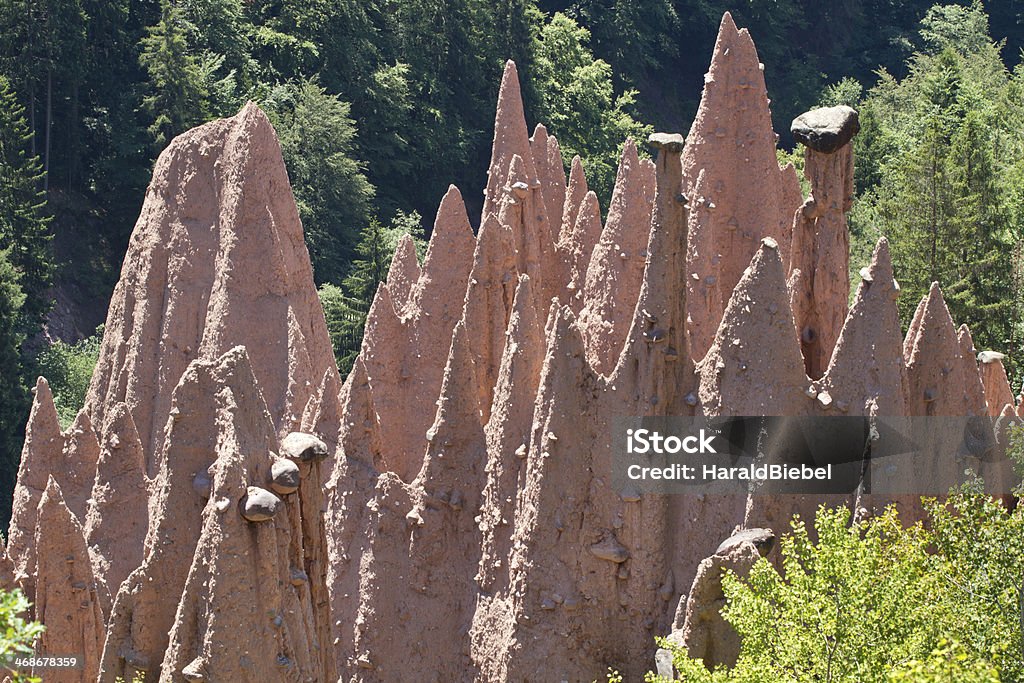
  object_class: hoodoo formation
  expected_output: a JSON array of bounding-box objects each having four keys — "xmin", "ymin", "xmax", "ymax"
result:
[{"xmin": 6, "ymin": 11, "xmax": 1019, "ymax": 682}]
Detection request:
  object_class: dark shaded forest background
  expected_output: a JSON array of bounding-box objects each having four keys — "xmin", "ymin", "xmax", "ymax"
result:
[{"xmin": 1, "ymin": 0, "xmax": 1023, "ymax": 523}]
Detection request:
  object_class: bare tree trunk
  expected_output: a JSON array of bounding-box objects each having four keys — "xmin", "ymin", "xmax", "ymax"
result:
[
  {"xmin": 28, "ymin": 85, "xmax": 36, "ymax": 158},
  {"xmin": 27, "ymin": 3, "xmax": 36, "ymax": 157},
  {"xmin": 44, "ymin": 68, "xmax": 51, "ymax": 193},
  {"xmin": 69, "ymin": 81, "xmax": 79, "ymax": 190}
]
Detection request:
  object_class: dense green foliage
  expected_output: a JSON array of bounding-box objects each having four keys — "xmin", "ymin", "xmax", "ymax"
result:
[
  {"xmin": 36, "ymin": 328, "xmax": 100, "ymax": 428},
  {"xmin": 535, "ymin": 13, "xmax": 653, "ymax": 203},
  {"xmin": 0, "ymin": 587, "xmax": 45, "ymax": 683},
  {"xmin": 0, "ymin": 247, "xmax": 25, "ymax": 528},
  {"xmin": 0, "ymin": 74, "xmax": 49, "ymax": 527},
  {"xmin": 0, "ymin": 76, "xmax": 51, "ymax": 331},
  {"xmin": 320, "ymin": 211, "xmax": 426, "ymax": 374},
  {"xmin": 263, "ymin": 78, "xmax": 374, "ymax": 283},
  {"xmin": 850, "ymin": 2, "xmax": 1024, "ymax": 376},
  {"xmin": 658, "ymin": 493, "xmax": 1024, "ymax": 682}
]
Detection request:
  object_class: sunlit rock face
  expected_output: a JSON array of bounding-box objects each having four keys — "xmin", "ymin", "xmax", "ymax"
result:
[{"xmin": 10, "ymin": 13, "xmax": 1000, "ymax": 683}]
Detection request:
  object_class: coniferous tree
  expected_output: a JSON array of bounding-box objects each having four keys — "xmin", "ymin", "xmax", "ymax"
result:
[
  {"xmin": 0, "ymin": 0, "xmax": 88, "ymax": 190},
  {"xmin": 0, "ymin": 246, "xmax": 26, "ymax": 527},
  {"xmin": 76, "ymin": 0, "xmax": 154, "ymax": 245},
  {"xmin": 342, "ymin": 210, "xmax": 424, "ymax": 304},
  {"xmin": 264, "ymin": 78, "xmax": 375, "ymax": 284},
  {"xmin": 321, "ymin": 211, "xmax": 424, "ymax": 374},
  {"xmin": 0, "ymin": 75, "xmax": 52, "ymax": 335},
  {"xmin": 139, "ymin": 0, "xmax": 210, "ymax": 150},
  {"xmin": 179, "ymin": 0, "xmax": 255, "ymax": 88},
  {"xmin": 0, "ymin": 76, "xmax": 49, "ymax": 525},
  {"xmin": 852, "ymin": 3, "xmax": 1024, "ymax": 376}
]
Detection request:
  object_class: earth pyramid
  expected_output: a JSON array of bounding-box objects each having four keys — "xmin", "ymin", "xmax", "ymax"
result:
[{"xmin": 7, "ymin": 12, "xmax": 1013, "ymax": 682}]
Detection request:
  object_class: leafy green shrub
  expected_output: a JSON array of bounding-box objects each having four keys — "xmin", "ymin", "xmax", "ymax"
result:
[
  {"xmin": 36, "ymin": 329, "xmax": 102, "ymax": 428},
  {"xmin": 657, "ymin": 492, "xmax": 1024, "ymax": 682},
  {"xmin": 0, "ymin": 588, "xmax": 44, "ymax": 683},
  {"xmin": 888, "ymin": 640, "xmax": 1000, "ymax": 683},
  {"xmin": 534, "ymin": 12, "xmax": 653, "ymax": 208}
]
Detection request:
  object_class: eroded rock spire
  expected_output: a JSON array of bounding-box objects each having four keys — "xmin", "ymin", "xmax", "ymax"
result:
[
  {"xmin": 790, "ymin": 105, "xmax": 860, "ymax": 378},
  {"xmin": 84, "ymin": 403, "xmax": 149, "ymax": 613},
  {"xmin": 698, "ymin": 239, "xmax": 808, "ymax": 415},
  {"xmin": 7, "ymin": 378, "xmax": 62, "ymax": 600},
  {"xmin": 484, "ymin": 61, "xmax": 539, "ymax": 220},
  {"xmin": 580, "ymin": 139, "xmax": 655, "ymax": 375},
  {"xmin": 8, "ymin": 382, "xmax": 100, "ymax": 603},
  {"xmin": 84, "ymin": 102, "xmax": 339, "ymax": 468},
  {"xmin": 682, "ymin": 12, "xmax": 802, "ymax": 359},
  {"xmin": 905, "ymin": 283, "xmax": 984, "ymax": 416},
  {"xmin": 34, "ymin": 478, "xmax": 105, "ymax": 683},
  {"xmin": 820, "ymin": 238, "xmax": 908, "ymax": 415}
]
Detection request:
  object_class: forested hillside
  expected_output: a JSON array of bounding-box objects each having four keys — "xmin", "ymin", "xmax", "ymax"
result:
[{"xmin": 1, "ymin": 0, "xmax": 1024, "ymax": 521}]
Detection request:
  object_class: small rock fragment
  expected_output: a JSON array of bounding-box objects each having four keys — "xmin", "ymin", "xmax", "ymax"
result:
[
  {"xmin": 290, "ymin": 567, "xmax": 309, "ymax": 586},
  {"xmin": 270, "ymin": 458, "xmax": 300, "ymax": 495},
  {"xmin": 240, "ymin": 486, "xmax": 282, "ymax": 522},
  {"xmin": 589, "ymin": 535, "xmax": 630, "ymax": 563},
  {"xmin": 716, "ymin": 527, "xmax": 775, "ymax": 557},
  {"xmin": 280, "ymin": 432, "xmax": 329, "ymax": 462},
  {"xmin": 182, "ymin": 659, "xmax": 206, "ymax": 681},
  {"xmin": 643, "ymin": 328, "xmax": 668, "ymax": 344},
  {"xmin": 790, "ymin": 105, "xmax": 860, "ymax": 153},
  {"xmin": 192, "ymin": 470, "xmax": 212, "ymax": 499}
]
